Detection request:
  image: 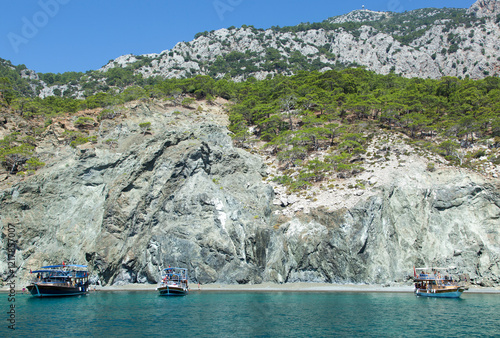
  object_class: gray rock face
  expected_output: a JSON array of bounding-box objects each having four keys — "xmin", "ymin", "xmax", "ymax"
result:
[
  {"xmin": 265, "ymin": 178, "xmax": 500, "ymax": 285},
  {"xmin": 0, "ymin": 104, "xmax": 273, "ymax": 286},
  {"xmin": 1, "ymin": 104, "xmax": 499, "ymax": 287}
]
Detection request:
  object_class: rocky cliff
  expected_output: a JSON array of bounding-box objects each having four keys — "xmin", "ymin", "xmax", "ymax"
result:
[
  {"xmin": 1, "ymin": 102, "xmax": 499, "ymax": 287},
  {"xmin": 265, "ymin": 166, "xmax": 500, "ymax": 286}
]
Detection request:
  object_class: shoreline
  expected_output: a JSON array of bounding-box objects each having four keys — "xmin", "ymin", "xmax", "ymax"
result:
[
  {"xmin": 5, "ymin": 282, "xmax": 498, "ymax": 294},
  {"xmin": 98, "ymin": 283, "xmax": 500, "ymax": 294}
]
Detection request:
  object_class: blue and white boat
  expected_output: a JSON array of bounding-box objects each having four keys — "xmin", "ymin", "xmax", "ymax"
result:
[
  {"xmin": 414, "ymin": 268, "xmax": 467, "ymax": 298},
  {"xmin": 157, "ymin": 267, "xmax": 189, "ymax": 296},
  {"xmin": 26, "ymin": 264, "xmax": 90, "ymax": 297}
]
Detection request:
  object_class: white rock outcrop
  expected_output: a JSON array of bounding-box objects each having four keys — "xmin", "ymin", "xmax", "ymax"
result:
[{"xmin": 467, "ymin": 0, "xmax": 500, "ymax": 18}]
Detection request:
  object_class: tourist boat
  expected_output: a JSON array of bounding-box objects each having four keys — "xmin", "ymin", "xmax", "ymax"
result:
[
  {"xmin": 157, "ymin": 267, "xmax": 189, "ymax": 296},
  {"xmin": 413, "ymin": 267, "xmax": 468, "ymax": 298},
  {"xmin": 26, "ymin": 264, "xmax": 90, "ymax": 297}
]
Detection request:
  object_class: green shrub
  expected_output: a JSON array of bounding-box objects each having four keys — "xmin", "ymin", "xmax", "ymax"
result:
[
  {"xmin": 472, "ymin": 149, "xmax": 486, "ymax": 159},
  {"xmin": 24, "ymin": 157, "xmax": 45, "ymax": 170},
  {"xmin": 139, "ymin": 122, "xmax": 151, "ymax": 135},
  {"xmin": 74, "ymin": 116, "xmax": 95, "ymax": 128},
  {"xmin": 70, "ymin": 135, "xmax": 97, "ymax": 148}
]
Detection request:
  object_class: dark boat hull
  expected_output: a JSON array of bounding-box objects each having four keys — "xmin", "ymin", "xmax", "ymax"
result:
[
  {"xmin": 27, "ymin": 283, "xmax": 89, "ymax": 297},
  {"xmin": 157, "ymin": 285, "xmax": 188, "ymax": 296}
]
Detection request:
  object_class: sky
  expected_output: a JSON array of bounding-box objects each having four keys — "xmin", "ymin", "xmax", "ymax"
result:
[{"xmin": 0, "ymin": 0, "xmax": 476, "ymax": 74}]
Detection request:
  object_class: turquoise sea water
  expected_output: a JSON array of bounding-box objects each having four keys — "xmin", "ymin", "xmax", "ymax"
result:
[{"xmin": 2, "ymin": 291, "xmax": 500, "ymax": 337}]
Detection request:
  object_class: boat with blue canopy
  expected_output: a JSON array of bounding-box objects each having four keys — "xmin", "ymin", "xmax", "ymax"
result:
[
  {"xmin": 26, "ymin": 264, "xmax": 90, "ymax": 297},
  {"xmin": 157, "ymin": 267, "xmax": 189, "ymax": 296}
]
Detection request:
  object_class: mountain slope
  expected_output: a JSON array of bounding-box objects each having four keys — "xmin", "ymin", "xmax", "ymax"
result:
[
  {"xmin": 99, "ymin": 5, "xmax": 500, "ymax": 81},
  {"xmin": 2, "ymin": 2, "xmax": 500, "ymax": 100}
]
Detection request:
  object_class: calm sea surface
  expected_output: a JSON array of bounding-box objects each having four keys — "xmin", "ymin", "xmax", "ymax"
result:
[{"xmin": 2, "ymin": 291, "xmax": 500, "ymax": 337}]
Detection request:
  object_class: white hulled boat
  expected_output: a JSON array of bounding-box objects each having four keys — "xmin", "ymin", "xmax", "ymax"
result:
[
  {"xmin": 157, "ymin": 267, "xmax": 189, "ymax": 296},
  {"xmin": 414, "ymin": 267, "xmax": 468, "ymax": 298}
]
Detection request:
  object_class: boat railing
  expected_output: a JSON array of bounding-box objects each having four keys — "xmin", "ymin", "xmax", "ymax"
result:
[
  {"xmin": 31, "ymin": 268, "xmax": 89, "ymax": 285},
  {"xmin": 160, "ymin": 275, "xmax": 188, "ymax": 284},
  {"xmin": 31, "ymin": 276, "xmax": 88, "ymax": 285},
  {"xmin": 415, "ymin": 273, "xmax": 467, "ymax": 290},
  {"xmin": 158, "ymin": 267, "xmax": 188, "ymax": 288},
  {"xmin": 417, "ymin": 272, "xmax": 461, "ymax": 281}
]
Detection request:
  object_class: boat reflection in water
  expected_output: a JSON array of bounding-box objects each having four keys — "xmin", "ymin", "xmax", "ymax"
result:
[
  {"xmin": 26, "ymin": 264, "xmax": 90, "ymax": 297},
  {"xmin": 414, "ymin": 267, "xmax": 468, "ymax": 298},
  {"xmin": 157, "ymin": 267, "xmax": 189, "ymax": 296}
]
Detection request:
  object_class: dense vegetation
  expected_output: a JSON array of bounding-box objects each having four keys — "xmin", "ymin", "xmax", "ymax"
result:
[
  {"xmin": 225, "ymin": 69, "xmax": 500, "ymax": 190},
  {"xmin": 1, "ymin": 65, "xmax": 499, "ymax": 188},
  {"xmin": 0, "ymin": 58, "xmax": 38, "ymax": 98}
]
